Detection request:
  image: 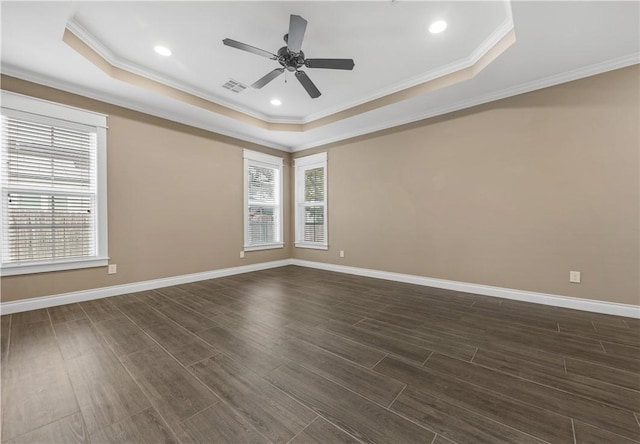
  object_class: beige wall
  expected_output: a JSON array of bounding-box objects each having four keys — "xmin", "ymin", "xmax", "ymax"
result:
[
  {"xmin": 293, "ymin": 66, "xmax": 640, "ymax": 306},
  {"xmin": 2, "ymin": 66, "xmax": 639, "ymax": 306},
  {"xmin": 1, "ymin": 76, "xmax": 291, "ymax": 302}
]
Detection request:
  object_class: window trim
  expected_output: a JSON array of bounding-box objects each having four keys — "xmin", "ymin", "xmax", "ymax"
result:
[
  {"xmin": 243, "ymin": 149, "xmax": 284, "ymax": 252},
  {"xmin": 294, "ymin": 152, "xmax": 328, "ymax": 250},
  {"xmin": 0, "ymin": 91, "xmax": 109, "ymax": 276}
]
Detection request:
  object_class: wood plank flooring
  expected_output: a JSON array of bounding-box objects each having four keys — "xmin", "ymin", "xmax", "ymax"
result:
[{"xmin": 1, "ymin": 265, "xmax": 639, "ymax": 443}]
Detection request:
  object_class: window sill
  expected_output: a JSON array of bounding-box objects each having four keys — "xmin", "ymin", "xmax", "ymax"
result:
[
  {"xmin": 295, "ymin": 243, "xmax": 328, "ymax": 250},
  {"xmin": 0, "ymin": 257, "xmax": 109, "ymax": 276},
  {"xmin": 243, "ymin": 243, "xmax": 284, "ymax": 252}
]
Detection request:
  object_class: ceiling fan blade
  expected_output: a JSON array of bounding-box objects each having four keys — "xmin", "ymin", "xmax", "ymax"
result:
[
  {"xmin": 251, "ymin": 68, "xmax": 285, "ymax": 89},
  {"xmin": 287, "ymin": 15, "xmax": 307, "ymax": 54},
  {"xmin": 222, "ymin": 38, "xmax": 276, "ymax": 59},
  {"xmin": 295, "ymin": 71, "xmax": 321, "ymax": 99},
  {"xmin": 305, "ymin": 58, "xmax": 355, "ymax": 70}
]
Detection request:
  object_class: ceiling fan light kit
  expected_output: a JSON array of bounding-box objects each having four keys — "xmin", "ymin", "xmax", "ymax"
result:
[{"xmin": 223, "ymin": 14, "xmax": 355, "ymax": 99}]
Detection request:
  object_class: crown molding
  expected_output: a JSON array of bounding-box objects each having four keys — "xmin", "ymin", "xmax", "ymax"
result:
[
  {"xmin": 66, "ymin": 18, "xmax": 277, "ymax": 124},
  {"xmin": 5, "ymin": 50, "xmax": 636, "ymax": 154},
  {"xmin": 64, "ymin": 5, "xmax": 515, "ymax": 128},
  {"xmin": 292, "ymin": 53, "xmax": 640, "ymax": 152},
  {"xmin": 302, "ymin": 15, "xmax": 515, "ymax": 124},
  {"xmin": 0, "ymin": 64, "xmax": 292, "ymax": 152}
]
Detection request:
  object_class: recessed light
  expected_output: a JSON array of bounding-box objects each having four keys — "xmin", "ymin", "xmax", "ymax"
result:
[
  {"xmin": 429, "ymin": 20, "xmax": 447, "ymax": 34},
  {"xmin": 270, "ymin": 98, "xmax": 282, "ymax": 106},
  {"xmin": 154, "ymin": 45, "xmax": 172, "ymax": 56}
]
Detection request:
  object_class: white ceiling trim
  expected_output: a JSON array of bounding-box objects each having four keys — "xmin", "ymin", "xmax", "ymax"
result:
[
  {"xmin": 66, "ymin": 19, "xmax": 271, "ymax": 124},
  {"xmin": 66, "ymin": 10, "xmax": 514, "ymax": 126},
  {"xmin": 302, "ymin": 14, "xmax": 515, "ymax": 124},
  {"xmin": 292, "ymin": 53, "xmax": 640, "ymax": 152},
  {"xmin": 3, "ymin": 53, "xmax": 637, "ymax": 154},
  {"xmin": 6, "ymin": 50, "xmax": 637, "ymax": 154},
  {"xmin": 0, "ymin": 63, "xmax": 291, "ymax": 152}
]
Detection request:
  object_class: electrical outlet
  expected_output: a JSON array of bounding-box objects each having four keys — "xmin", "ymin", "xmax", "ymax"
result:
[
  {"xmin": 240, "ymin": 251, "xmax": 245, "ymax": 259},
  {"xmin": 569, "ymin": 271, "xmax": 580, "ymax": 283},
  {"xmin": 339, "ymin": 250, "xmax": 345, "ymax": 258},
  {"xmin": 108, "ymin": 264, "xmax": 117, "ymax": 275}
]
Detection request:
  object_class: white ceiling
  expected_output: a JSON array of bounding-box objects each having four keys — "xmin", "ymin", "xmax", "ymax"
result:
[{"xmin": 1, "ymin": 1, "xmax": 639, "ymax": 152}]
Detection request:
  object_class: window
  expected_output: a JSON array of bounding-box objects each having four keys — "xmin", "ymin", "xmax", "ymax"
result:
[
  {"xmin": 1, "ymin": 91, "xmax": 108, "ymax": 276},
  {"xmin": 243, "ymin": 149, "xmax": 283, "ymax": 251},
  {"xmin": 294, "ymin": 152, "xmax": 327, "ymax": 249}
]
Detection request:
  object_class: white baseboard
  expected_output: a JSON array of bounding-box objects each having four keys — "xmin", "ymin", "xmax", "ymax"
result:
[
  {"xmin": 0, "ymin": 259, "xmax": 291, "ymax": 315},
  {"xmin": 3, "ymin": 258, "xmax": 638, "ymax": 318},
  {"xmin": 291, "ymin": 259, "xmax": 640, "ymax": 319}
]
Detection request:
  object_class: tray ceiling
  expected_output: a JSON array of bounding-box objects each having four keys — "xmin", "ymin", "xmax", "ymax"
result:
[{"xmin": 1, "ymin": 1, "xmax": 639, "ymax": 151}]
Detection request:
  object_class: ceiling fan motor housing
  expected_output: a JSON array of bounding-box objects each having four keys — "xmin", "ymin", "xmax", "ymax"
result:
[{"xmin": 277, "ymin": 46, "xmax": 305, "ymax": 72}]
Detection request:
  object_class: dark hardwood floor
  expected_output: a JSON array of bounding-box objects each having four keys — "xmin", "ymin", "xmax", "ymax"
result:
[{"xmin": 1, "ymin": 265, "xmax": 639, "ymax": 443}]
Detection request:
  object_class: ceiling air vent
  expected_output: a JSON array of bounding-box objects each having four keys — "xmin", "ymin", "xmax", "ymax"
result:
[{"xmin": 222, "ymin": 79, "xmax": 248, "ymax": 93}]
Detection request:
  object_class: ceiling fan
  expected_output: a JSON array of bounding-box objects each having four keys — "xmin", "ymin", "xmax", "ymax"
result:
[{"xmin": 223, "ymin": 14, "xmax": 355, "ymax": 99}]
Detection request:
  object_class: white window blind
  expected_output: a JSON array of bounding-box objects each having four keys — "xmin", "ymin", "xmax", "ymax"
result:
[
  {"xmin": 243, "ymin": 150, "xmax": 283, "ymax": 250},
  {"xmin": 1, "ymin": 91, "xmax": 108, "ymax": 276},
  {"xmin": 295, "ymin": 152, "xmax": 327, "ymax": 249}
]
